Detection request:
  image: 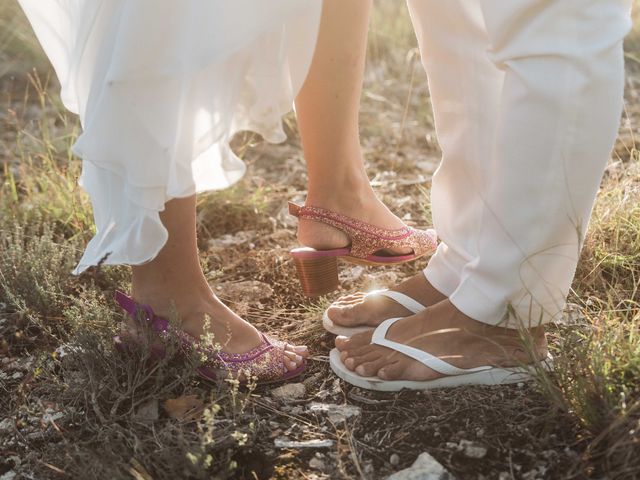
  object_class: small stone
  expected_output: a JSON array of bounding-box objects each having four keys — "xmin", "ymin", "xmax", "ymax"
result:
[
  {"xmin": 363, "ymin": 462, "xmax": 375, "ymax": 476},
  {"xmin": 309, "ymin": 457, "xmax": 325, "ymax": 471},
  {"xmin": 0, "ymin": 471, "xmax": 17, "ymax": 480},
  {"xmin": 42, "ymin": 411, "xmax": 65, "ymax": 424},
  {"xmin": 386, "ymin": 452, "xmax": 455, "ymax": 480},
  {"xmin": 308, "ymin": 403, "xmax": 361, "ymax": 423},
  {"xmin": 271, "ymin": 383, "xmax": 306, "ymax": 402},
  {"xmin": 460, "ymin": 440, "xmax": 487, "ymax": 459},
  {"xmin": 11, "ymin": 372, "xmax": 22, "ymax": 380},
  {"xmin": 274, "ymin": 437, "xmax": 334, "ymax": 449},
  {"xmin": 390, "ymin": 453, "xmax": 400, "ymax": 466}
]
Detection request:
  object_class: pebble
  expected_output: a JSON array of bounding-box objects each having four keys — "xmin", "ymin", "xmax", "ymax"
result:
[
  {"xmin": 309, "ymin": 456, "xmax": 325, "ymax": 471},
  {"xmin": 386, "ymin": 452, "xmax": 455, "ymax": 480},
  {"xmin": 42, "ymin": 411, "xmax": 65, "ymax": 424},
  {"xmin": 274, "ymin": 438, "xmax": 334, "ymax": 449},
  {"xmin": 308, "ymin": 403, "xmax": 361, "ymax": 423},
  {"xmin": 270, "ymin": 383, "xmax": 306, "ymax": 402},
  {"xmin": 390, "ymin": 453, "xmax": 400, "ymax": 466},
  {"xmin": 459, "ymin": 440, "xmax": 488, "ymax": 459}
]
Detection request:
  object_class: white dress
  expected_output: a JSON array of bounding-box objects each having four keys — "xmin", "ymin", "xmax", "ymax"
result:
[{"xmin": 18, "ymin": 0, "xmax": 322, "ymax": 273}]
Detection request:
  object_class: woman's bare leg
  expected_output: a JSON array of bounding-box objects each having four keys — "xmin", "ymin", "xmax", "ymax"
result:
[
  {"xmin": 130, "ymin": 196, "xmax": 306, "ymax": 370},
  {"xmin": 295, "ymin": 0, "xmax": 409, "ymax": 253}
]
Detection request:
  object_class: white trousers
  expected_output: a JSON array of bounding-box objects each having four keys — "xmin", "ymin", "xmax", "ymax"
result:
[{"xmin": 407, "ymin": 0, "xmax": 632, "ymax": 328}]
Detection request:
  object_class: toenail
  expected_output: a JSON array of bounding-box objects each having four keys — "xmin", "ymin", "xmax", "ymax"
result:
[
  {"xmin": 345, "ymin": 358, "xmax": 354, "ymax": 368},
  {"xmin": 355, "ymin": 365, "xmax": 366, "ymax": 376}
]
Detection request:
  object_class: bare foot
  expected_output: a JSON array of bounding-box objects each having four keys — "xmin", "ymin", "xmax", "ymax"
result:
[
  {"xmin": 335, "ymin": 299, "xmax": 547, "ymax": 381},
  {"xmin": 129, "ymin": 285, "xmax": 308, "ymax": 373},
  {"xmin": 298, "ymin": 185, "xmax": 412, "ymax": 255},
  {"xmin": 326, "ymin": 273, "xmax": 447, "ymax": 329}
]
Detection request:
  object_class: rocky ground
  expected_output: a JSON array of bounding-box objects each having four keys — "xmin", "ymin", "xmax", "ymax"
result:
[{"xmin": 1, "ymin": 2, "xmax": 639, "ymax": 479}]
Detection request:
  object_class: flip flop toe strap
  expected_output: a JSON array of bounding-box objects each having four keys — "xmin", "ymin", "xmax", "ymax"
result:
[
  {"xmin": 371, "ymin": 318, "xmax": 493, "ymax": 377},
  {"xmin": 365, "ymin": 290, "xmax": 426, "ymax": 314}
]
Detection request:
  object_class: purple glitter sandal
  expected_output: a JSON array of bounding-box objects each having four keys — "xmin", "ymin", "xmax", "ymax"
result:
[{"xmin": 113, "ymin": 291, "xmax": 306, "ymax": 384}]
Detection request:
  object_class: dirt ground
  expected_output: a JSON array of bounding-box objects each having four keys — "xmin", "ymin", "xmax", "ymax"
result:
[{"xmin": 1, "ymin": 2, "xmax": 639, "ymax": 479}]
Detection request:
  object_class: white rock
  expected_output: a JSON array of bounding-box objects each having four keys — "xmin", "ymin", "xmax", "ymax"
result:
[
  {"xmin": 274, "ymin": 437, "xmax": 334, "ymax": 449},
  {"xmin": 42, "ymin": 411, "xmax": 65, "ymax": 424},
  {"xmin": 0, "ymin": 471, "xmax": 17, "ymax": 480},
  {"xmin": 309, "ymin": 457, "xmax": 325, "ymax": 471},
  {"xmin": 386, "ymin": 452, "xmax": 455, "ymax": 480},
  {"xmin": 390, "ymin": 453, "xmax": 400, "ymax": 466},
  {"xmin": 308, "ymin": 403, "xmax": 361, "ymax": 423},
  {"xmin": 459, "ymin": 440, "xmax": 488, "ymax": 459},
  {"xmin": 271, "ymin": 383, "xmax": 306, "ymax": 402}
]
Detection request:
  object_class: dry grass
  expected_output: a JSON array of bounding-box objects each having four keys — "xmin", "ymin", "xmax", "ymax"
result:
[{"xmin": 1, "ymin": 1, "xmax": 639, "ymax": 479}]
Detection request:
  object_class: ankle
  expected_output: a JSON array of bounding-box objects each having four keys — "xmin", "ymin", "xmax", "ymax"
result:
[
  {"xmin": 131, "ymin": 281, "xmax": 213, "ymax": 317},
  {"xmin": 307, "ymin": 171, "xmax": 373, "ymax": 209}
]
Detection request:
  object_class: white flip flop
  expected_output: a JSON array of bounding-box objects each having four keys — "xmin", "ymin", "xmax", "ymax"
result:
[
  {"xmin": 329, "ymin": 317, "xmax": 553, "ymax": 392},
  {"xmin": 322, "ymin": 290, "xmax": 426, "ymax": 337}
]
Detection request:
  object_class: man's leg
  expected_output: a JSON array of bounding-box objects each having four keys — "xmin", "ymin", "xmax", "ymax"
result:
[
  {"xmin": 327, "ymin": 0, "xmax": 503, "ymax": 328},
  {"xmin": 450, "ymin": 0, "xmax": 632, "ymax": 328},
  {"xmin": 336, "ymin": 0, "xmax": 631, "ymax": 381}
]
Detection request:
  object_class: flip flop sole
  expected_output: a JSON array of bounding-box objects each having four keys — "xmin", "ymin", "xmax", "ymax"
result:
[
  {"xmin": 321, "ymin": 290, "xmax": 427, "ymax": 337},
  {"xmin": 322, "ymin": 310, "xmax": 373, "ymax": 337},
  {"xmin": 329, "ymin": 348, "xmax": 553, "ymax": 392}
]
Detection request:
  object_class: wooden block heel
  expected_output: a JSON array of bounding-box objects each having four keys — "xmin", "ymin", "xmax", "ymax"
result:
[{"xmin": 291, "ymin": 252, "xmax": 339, "ymax": 297}]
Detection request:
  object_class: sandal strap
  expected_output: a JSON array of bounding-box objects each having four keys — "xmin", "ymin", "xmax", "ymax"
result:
[
  {"xmin": 115, "ymin": 290, "xmax": 169, "ymax": 332},
  {"xmin": 115, "ymin": 291, "xmax": 293, "ymax": 382},
  {"xmin": 365, "ymin": 289, "xmax": 426, "ymax": 314},
  {"xmin": 289, "ymin": 202, "xmax": 420, "ymax": 258},
  {"xmin": 371, "ymin": 318, "xmax": 493, "ymax": 376}
]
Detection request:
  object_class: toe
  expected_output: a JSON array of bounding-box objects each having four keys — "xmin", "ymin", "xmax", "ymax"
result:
[
  {"xmin": 342, "ymin": 349, "xmax": 379, "ymax": 369},
  {"xmin": 284, "ymin": 359, "xmax": 298, "ymax": 371},
  {"xmin": 355, "ymin": 356, "xmax": 389, "ymax": 377},
  {"xmin": 287, "ymin": 344, "xmax": 309, "ymax": 358},
  {"xmin": 377, "ymin": 361, "xmax": 405, "ymax": 380},
  {"xmin": 284, "ymin": 350, "xmax": 304, "ymax": 367},
  {"xmin": 335, "ymin": 331, "xmax": 373, "ymax": 352},
  {"xmin": 327, "ymin": 305, "xmax": 357, "ymax": 326}
]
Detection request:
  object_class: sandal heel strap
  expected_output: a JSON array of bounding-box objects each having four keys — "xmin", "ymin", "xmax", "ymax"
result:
[{"xmin": 114, "ymin": 290, "xmax": 168, "ymax": 332}]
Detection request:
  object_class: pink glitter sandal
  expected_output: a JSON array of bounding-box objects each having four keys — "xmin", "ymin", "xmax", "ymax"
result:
[
  {"xmin": 288, "ymin": 202, "xmax": 437, "ymax": 297},
  {"xmin": 113, "ymin": 291, "xmax": 305, "ymax": 384}
]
